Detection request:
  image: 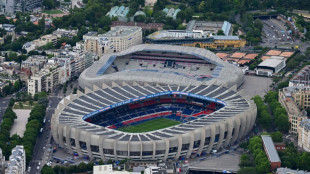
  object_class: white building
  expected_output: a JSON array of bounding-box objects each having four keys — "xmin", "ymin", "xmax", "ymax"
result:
[
  {"xmin": 27, "ymin": 62, "xmax": 60, "ymax": 95},
  {"xmin": 22, "ymin": 42, "xmax": 37, "ymax": 53},
  {"xmin": 5, "ymin": 146, "xmax": 26, "ymax": 174},
  {"xmin": 27, "ymin": 49, "xmax": 96, "ymax": 95},
  {"xmin": 144, "ymin": 167, "xmax": 161, "ymax": 174},
  {"xmin": 93, "ymin": 165, "xmax": 130, "ymax": 174},
  {"xmin": 256, "ymin": 56, "xmax": 286, "ymax": 76},
  {"xmin": 0, "ymin": 148, "xmax": 5, "ymax": 174}
]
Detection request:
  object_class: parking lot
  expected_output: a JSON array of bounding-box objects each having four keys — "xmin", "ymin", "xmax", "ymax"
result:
[
  {"xmin": 239, "ymin": 75, "xmax": 272, "ymax": 98},
  {"xmin": 262, "ymin": 19, "xmax": 291, "ymax": 43}
]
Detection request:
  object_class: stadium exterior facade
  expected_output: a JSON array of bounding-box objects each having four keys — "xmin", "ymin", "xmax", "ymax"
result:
[{"xmin": 51, "ymin": 44, "xmax": 257, "ymax": 161}]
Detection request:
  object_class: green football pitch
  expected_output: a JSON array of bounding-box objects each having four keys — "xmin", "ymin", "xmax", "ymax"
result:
[{"xmin": 117, "ymin": 118, "xmax": 181, "ymax": 133}]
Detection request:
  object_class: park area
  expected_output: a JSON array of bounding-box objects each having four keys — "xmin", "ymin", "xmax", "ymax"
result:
[
  {"xmin": 10, "ymin": 109, "xmax": 31, "ymax": 137},
  {"xmin": 117, "ymin": 118, "xmax": 180, "ymax": 133},
  {"xmin": 13, "ymin": 101, "xmax": 37, "ymax": 109}
]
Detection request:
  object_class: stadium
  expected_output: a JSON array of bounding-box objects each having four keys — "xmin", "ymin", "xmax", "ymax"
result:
[{"xmin": 51, "ymin": 44, "xmax": 257, "ymax": 161}]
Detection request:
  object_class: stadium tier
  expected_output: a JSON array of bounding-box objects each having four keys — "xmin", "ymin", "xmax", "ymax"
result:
[
  {"xmin": 51, "ymin": 44, "xmax": 256, "ymax": 161},
  {"xmin": 78, "ymin": 44, "xmax": 245, "ymax": 90}
]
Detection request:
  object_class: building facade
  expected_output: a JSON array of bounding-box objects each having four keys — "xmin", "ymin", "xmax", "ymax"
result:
[
  {"xmin": 279, "ymin": 86, "xmax": 308, "ymax": 134},
  {"xmin": 289, "ymin": 65, "xmax": 310, "ymax": 87},
  {"xmin": 4, "ymin": 0, "xmax": 42, "ymax": 14},
  {"xmin": 84, "ymin": 26, "xmax": 142, "ymax": 57},
  {"xmin": 261, "ymin": 135, "xmax": 281, "ymax": 171},
  {"xmin": 5, "ymin": 145, "xmax": 25, "ymax": 174},
  {"xmin": 298, "ymin": 119, "xmax": 310, "ymax": 152}
]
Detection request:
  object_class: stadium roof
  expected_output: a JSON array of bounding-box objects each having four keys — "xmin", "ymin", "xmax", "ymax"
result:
[
  {"xmin": 55, "ymin": 83, "xmax": 252, "ymax": 139},
  {"xmin": 212, "ymin": 36, "xmax": 240, "ymax": 40},
  {"xmin": 79, "ymin": 44, "xmax": 244, "ymax": 90},
  {"xmin": 257, "ymin": 58, "xmax": 284, "ymax": 68},
  {"xmin": 261, "ymin": 135, "xmax": 281, "ymax": 163}
]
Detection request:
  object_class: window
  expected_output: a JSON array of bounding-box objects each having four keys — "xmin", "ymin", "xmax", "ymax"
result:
[
  {"xmin": 204, "ymin": 137, "xmax": 210, "ymax": 145},
  {"xmin": 169, "ymin": 147, "xmax": 178, "ymax": 153},
  {"xmin": 79, "ymin": 141, "xmax": 87, "ymax": 150},
  {"xmin": 103, "ymin": 149, "xmax": 114, "ymax": 155},
  {"xmin": 182, "ymin": 144, "xmax": 190, "ymax": 151},
  {"xmin": 214, "ymin": 134, "xmax": 220, "ymax": 142},
  {"xmin": 91, "ymin": 145, "xmax": 99, "ymax": 152}
]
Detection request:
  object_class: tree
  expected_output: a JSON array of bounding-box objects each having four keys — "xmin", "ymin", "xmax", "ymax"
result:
[
  {"xmin": 286, "ymin": 59, "xmax": 298, "ymax": 70},
  {"xmin": 134, "ymin": 15, "xmax": 146, "ymax": 22},
  {"xmin": 239, "ymin": 154, "xmax": 252, "ymax": 167},
  {"xmin": 18, "ymin": 102, "xmax": 23, "ymax": 109},
  {"xmin": 271, "ymin": 131, "xmax": 283, "ymax": 142},
  {"xmin": 29, "ymin": 100, "xmax": 33, "ymax": 108},
  {"xmin": 217, "ymin": 29, "xmax": 225, "ymax": 35},
  {"xmin": 43, "ymin": 0, "xmax": 56, "ymax": 10},
  {"xmin": 41, "ymin": 165, "xmax": 56, "ymax": 174},
  {"xmin": 73, "ymin": 88, "xmax": 77, "ymax": 94}
]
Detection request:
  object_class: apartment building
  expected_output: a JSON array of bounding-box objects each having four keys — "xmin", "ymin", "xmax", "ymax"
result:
[
  {"xmin": 279, "ymin": 86, "xmax": 308, "ymax": 134},
  {"xmin": 84, "ymin": 26, "xmax": 142, "ymax": 57},
  {"xmin": 20, "ymin": 55, "xmax": 48, "ymax": 83},
  {"xmin": 5, "ymin": 146, "xmax": 25, "ymax": 174},
  {"xmin": 33, "ymin": 34, "xmax": 58, "ymax": 47},
  {"xmin": 298, "ymin": 119, "xmax": 310, "ymax": 152},
  {"xmin": 2, "ymin": 0, "xmax": 42, "ymax": 14},
  {"xmin": 27, "ymin": 51, "xmax": 96, "ymax": 95}
]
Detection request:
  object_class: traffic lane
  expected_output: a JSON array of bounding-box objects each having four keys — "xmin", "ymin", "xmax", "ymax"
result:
[
  {"xmin": 30, "ymin": 100, "xmax": 56, "ymax": 174},
  {"xmin": 0, "ymin": 96, "xmax": 12, "ymax": 121},
  {"xmin": 49, "ymin": 97, "xmax": 62, "ymax": 109}
]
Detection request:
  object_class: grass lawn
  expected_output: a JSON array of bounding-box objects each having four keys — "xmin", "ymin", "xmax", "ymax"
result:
[
  {"xmin": 118, "ymin": 118, "xmax": 180, "ymax": 133},
  {"xmin": 165, "ymin": 4, "xmax": 179, "ymax": 9},
  {"xmin": 13, "ymin": 101, "xmax": 38, "ymax": 109},
  {"xmin": 42, "ymin": 10, "xmax": 64, "ymax": 14}
]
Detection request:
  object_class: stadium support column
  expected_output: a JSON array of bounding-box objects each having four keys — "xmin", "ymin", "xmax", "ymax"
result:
[
  {"xmin": 139, "ymin": 139, "xmax": 143, "ymax": 160},
  {"xmin": 244, "ymin": 112, "xmax": 251, "ymax": 137},
  {"xmin": 163, "ymin": 139, "xmax": 170, "ymax": 161},
  {"xmin": 86, "ymin": 134, "xmax": 94, "ymax": 160},
  {"xmin": 223, "ymin": 118, "xmax": 234, "ymax": 147},
  {"xmin": 215, "ymin": 123, "xmax": 225, "ymax": 150},
  {"xmin": 197, "ymin": 127, "xmax": 206, "ymax": 155},
  {"xmin": 66, "ymin": 126, "xmax": 73, "ymax": 154},
  {"xmin": 238, "ymin": 115, "xmax": 246, "ymax": 141},
  {"xmin": 99, "ymin": 136, "xmax": 106, "ymax": 161},
  {"xmin": 113, "ymin": 141, "xmax": 118, "ymax": 160},
  {"xmin": 152, "ymin": 141, "xmax": 156, "ymax": 160},
  {"xmin": 186, "ymin": 131, "xmax": 195, "ymax": 158},
  {"xmin": 174, "ymin": 134, "xmax": 183, "ymax": 160},
  {"xmin": 231, "ymin": 117, "xmax": 240, "ymax": 145},
  {"xmin": 206, "ymin": 124, "xmax": 216, "ymax": 153},
  {"xmin": 58, "ymin": 124, "xmax": 65, "ymax": 148},
  {"xmin": 75, "ymin": 129, "xmax": 83, "ymax": 157}
]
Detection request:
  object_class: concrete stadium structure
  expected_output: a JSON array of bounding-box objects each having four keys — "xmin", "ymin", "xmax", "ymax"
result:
[{"xmin": 51, "ymin": 44, "xmax": 257, "ymax": 161}]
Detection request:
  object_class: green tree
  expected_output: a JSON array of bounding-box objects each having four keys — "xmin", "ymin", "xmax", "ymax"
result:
[
  {"xmin": 217, "ymin": 29, "xmax": 225, "ymax": 35},
  {"xmin": 271, "ymin": 131, "xmax": 283, "ymax": 142},
  {"xmin": 41, "ymin": 165, "xmax": 56, "ymax": 174},
  {"xmin": 43, "ymin": 0, "xmax": 56, "ymax": 10},
  {"xmin": 237, "ymin": 167, "xmax": 257, "ymax": 174}
]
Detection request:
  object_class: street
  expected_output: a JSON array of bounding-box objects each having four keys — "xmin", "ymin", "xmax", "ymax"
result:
[{"xmin": 29, "ymin": 96, "xmax": 62, "ymax": 174}]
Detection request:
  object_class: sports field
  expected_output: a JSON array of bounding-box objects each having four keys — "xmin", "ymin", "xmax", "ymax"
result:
[{"xmin": 118, "ymin": 118, "xmax": 180, "ymax": 133}]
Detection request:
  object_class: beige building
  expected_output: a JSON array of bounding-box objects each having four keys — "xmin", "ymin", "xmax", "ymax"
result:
[
  {"xmin": 298, "ymin": 119, "xmax": 310, "ymax": 152},
  {"xmin": 84, "ymin": 26, "xmax": 142, "ymax": 57},
  {"xmin": 33, "ymin": 34, "xmax": 58, "ymax": 47},
  {"xmin": 279, "ymin": 87, "xmax": 308, "ymax": 134}
]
